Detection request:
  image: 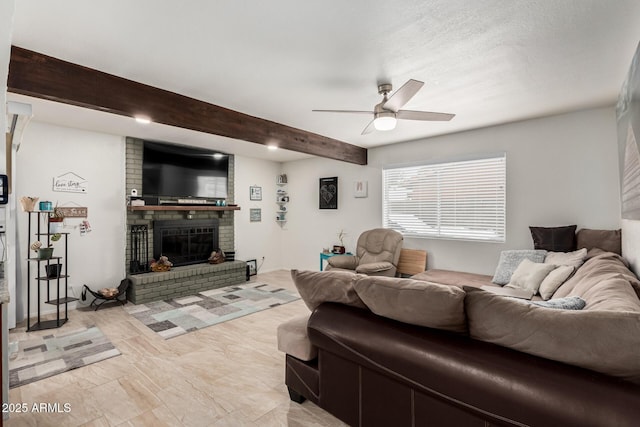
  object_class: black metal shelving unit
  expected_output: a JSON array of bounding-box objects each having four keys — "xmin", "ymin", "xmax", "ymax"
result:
[{"xmin": 26, "ymin": 211, "xmax": 77, "ymax": 331}]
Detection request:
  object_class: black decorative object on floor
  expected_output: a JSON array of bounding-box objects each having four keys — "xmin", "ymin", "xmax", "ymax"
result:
[{"xmin": 81, "ymin": 278, "xmax": 131, "ymax": 311}]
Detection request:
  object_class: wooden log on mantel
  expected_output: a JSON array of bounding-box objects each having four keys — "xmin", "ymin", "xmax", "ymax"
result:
[{"xmin": 8, "ymin": 46, "xmax": 368, "ymax": 165}]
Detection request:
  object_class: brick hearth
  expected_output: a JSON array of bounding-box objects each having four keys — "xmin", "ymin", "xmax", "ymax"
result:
[{"xmin": 127, "ymin": 261, "xmax": 247, "ymax": 304}]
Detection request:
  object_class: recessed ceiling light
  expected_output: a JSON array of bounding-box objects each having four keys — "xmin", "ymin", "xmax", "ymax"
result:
[
  {"xmin": 135, "ymin": 116, "xmax": 151, "ymax": 124},
  {"xmin": 267, "ymin": 145, "xmax": 278, "ymax": 151}
]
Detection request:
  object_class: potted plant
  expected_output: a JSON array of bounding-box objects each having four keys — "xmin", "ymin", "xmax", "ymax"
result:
[
  {"xmin": 30, "ymin": 233, "xmax": 61, "ymax": 260},
  {"xmin": 334, "ymin": 229, "xmax": 347, "ymax": 254},
  {"xmin": 49, "ymin": 205, "xmax": 65, "ymax": 233}
]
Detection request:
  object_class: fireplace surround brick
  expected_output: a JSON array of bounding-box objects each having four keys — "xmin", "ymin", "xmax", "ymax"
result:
[
  {"xmin": 125, "ymin": 137, "xmax": 243, "ymax": 303},
  {"xmin": 127, "ymin": 261, "xmax": 247, "ymax": 304}
]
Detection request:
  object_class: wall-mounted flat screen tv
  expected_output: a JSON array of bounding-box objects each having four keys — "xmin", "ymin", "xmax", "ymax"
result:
[{"xmin": 142, "ymin": 141, "xmax": 229, "ymax": 199}]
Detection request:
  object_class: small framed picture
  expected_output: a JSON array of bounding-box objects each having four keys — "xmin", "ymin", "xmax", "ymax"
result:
[
  {"xmin": 354, "ymin": 180, "xmax": 368, "ymax": 198},
  {"xmin": 319, "ymin": 177, "xmax": 338, "ymax": 209},
  {"xmin": 250, "ymin": 208, "xmax": 262, "ymax": 222},
  {"xmin": 247, "ymin": 259, "xmax": 257, "ymax": 276},
  {"xmin": 250, "ymin": 186, "xmax": 262, "ymax": 201}
]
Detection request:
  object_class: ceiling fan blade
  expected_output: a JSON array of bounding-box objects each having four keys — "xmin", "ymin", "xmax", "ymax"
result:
[
  {"xmin": 312, "ymin": 109, "xmax": 373, "ymax": 115},
  {"xmin": 382, "ymin": 79, "xmax": 424, "ymax": 112},
  {"xmin": 361, "ymin": 119, "xmax": 376, "ymax": 135},
  {"xmin": 396, "ymin": 110, "xmax": 455, "ymax": 121}
]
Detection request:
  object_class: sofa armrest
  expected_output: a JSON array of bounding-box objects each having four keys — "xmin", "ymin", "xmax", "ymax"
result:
[
  {"xmin": 327, "ymin": 255, "xmax": 359, "ymax": 270},
  {"xmin": 356, "ymin": 261, "xmax": 394, "ymax": 274}
]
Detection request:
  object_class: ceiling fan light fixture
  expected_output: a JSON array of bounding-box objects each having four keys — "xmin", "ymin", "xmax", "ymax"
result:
[{"xmin": 373, "ymin": 112, "xmax": 397, "ymax": 131}]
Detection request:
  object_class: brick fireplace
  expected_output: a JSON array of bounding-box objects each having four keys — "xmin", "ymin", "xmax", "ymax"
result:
[{"xmin": 125, "ymin": 137, "xmax": 245, "ymax": 304}]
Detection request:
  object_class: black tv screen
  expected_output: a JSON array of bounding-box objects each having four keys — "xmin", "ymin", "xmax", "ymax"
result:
[{"xmin": 142, "ymin": 141, "xmax": 229, "ymax": 199}]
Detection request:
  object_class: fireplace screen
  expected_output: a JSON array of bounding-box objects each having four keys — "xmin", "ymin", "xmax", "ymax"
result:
[{"xmin": 153, "ymin": 219, "xmax": 219, "ymax": 267}]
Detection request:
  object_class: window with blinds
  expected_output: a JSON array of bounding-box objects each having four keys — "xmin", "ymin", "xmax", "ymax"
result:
[{"xmin": 383, "ymin": 155, "xmax": 506, "ymax": 242}]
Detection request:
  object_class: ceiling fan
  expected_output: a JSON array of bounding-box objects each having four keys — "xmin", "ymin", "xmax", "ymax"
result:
[{"xmin": 313, "ymin": 79, "xmax": 455, "ymax": 135}]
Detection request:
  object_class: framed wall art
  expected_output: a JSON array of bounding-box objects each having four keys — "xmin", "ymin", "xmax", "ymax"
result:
[
  {"xmin": 354, "ymin": 180, "xmax": 368, "ymax": 198},
  {"xmin": 319, "ymin": 177, "xmax": 338, "ymax": 209},
  {"xmin": 250, "ymin": 208, "xmax": 262, "ymax": 222},
  {"xmin": 250, "ymin": 185, "xmax": 262, "ymax": 201}
]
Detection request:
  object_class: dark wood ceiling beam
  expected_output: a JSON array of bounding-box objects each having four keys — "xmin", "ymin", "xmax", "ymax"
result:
[{"xmin": 8, "ymin": 46, "xmax": 367, "ymax": 165}]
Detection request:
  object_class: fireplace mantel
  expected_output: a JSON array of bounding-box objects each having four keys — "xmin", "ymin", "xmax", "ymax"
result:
[{"xmin": 128, "ymin": 205, "xmax": 240, "ymax": 212}]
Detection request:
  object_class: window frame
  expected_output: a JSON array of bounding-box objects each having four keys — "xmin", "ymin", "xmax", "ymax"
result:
[{"xmin": 382, "ymin": 153, "xmax": 506, "ymax": 243}]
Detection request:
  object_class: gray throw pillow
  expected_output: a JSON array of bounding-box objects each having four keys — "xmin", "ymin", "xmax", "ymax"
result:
[
  {"xmin": 529, "ymin": 296, "xmax": 586, "ymax": 310},
  {"xmin": 492, "ymin": 250, "xmax": 547, "ymax": 285}
]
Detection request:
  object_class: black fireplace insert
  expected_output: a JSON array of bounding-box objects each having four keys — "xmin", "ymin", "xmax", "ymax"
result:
[{"xmin": 153, "ymin": 219, "xmax": 219, "ymax": 267}]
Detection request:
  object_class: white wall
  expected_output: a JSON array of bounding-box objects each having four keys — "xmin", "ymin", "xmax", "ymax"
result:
[
  {"xmin": 283, "ymin": 107, "xmax": 621, "ymax": 274},
  {"xmin": 15, "ymin": 122, "xmax": 126, "ymax": 317},
  {"xmin": 281, "ymin": 157, "xmax": 382, "ymax": 271},
  {"xmin": 234, "ymin": 155, "xmax": 285, "ymax": 273}
]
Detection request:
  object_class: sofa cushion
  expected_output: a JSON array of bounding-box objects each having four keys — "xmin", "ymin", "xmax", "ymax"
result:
[
  {"xmin": 553, "ymin": 252, "xmax": 640, "ymax": 311},
  {"xmin": 492, "ymin": 250, "xmax": 547, "ymax": 285},
  {"xmin": 291, "ymin": 269, "xmax": 366, "ymax": 311},
  {"xmin": 529, "ymin": 225, "xmax": 577, "ymax": 252},
  {"xmin": 277, "ymin": 314, "xmax": 317, "ymax": 361},
  {"xmin": 544, "ymin": 248, "xmax": 588, "ymax": 268},
  {"xmin": 355, "ymin": 261, "xmax": 394, "ymax": 274},
  {"xmin": 465, "ymin": 287, "xmax": 640, "ymax": 384},
  {"xmin": 505, "ymin": 259, "xmax": 557, "ymax": 294},
  {"xmin": 353, "ymin": 276, "xmax": 467, "ymax": 333},
  {"xmin": 538, "ymin": 265, "xmax": 575, "ymax": 300},
  {"xmin": 326, "ymin": 254, "xmax": 358, "ymax": 270},
  {"xmin": 576, "ymin": 228, "xmax": 622, "ymax": 255},
  {"xmin": 411, "ymin": 269, "xmax": 494, "ymax": 289}
]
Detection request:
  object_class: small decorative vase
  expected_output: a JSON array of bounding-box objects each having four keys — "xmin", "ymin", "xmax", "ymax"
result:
[{"xmin": 37, "ymin": 248, "xmax": 54, "ymax": 260}]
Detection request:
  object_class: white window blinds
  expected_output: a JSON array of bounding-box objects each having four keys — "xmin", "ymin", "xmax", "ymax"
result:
[{"xmin": 383, "ymin": 155, "xmax": 506, "ymax": 242}]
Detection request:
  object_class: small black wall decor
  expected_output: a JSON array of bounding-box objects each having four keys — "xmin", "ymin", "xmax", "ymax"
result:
[{"xmin": 319, "ymin": 177, "xmax": 338, "ymax": 209}]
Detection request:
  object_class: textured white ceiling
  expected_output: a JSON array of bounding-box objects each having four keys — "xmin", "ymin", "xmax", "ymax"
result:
[{"xmin": 9, "ymin": 0, "xmax": 640, "ymax": 161}]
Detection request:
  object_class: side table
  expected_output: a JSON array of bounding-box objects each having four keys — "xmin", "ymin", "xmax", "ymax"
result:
[{"xmin": 320, "ymin": 252, "xmax": 353, "ymax": 271}]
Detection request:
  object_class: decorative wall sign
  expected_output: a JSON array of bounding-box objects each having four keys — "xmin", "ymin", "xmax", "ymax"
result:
[
  {"xmin": 354, "ymin": 180, "xmax": 368, "ymax": 198},
  {"xmin": 250, "ymin": 208, "xmax": 262, "ymax": 222},
  {"xmin": 55, "ymin": 206, "xmax": 88, "ymax": 218},
  {"xmin": 249, "ymin": 186, "xmax": 262, "ymax": 201},
  {"xmin": 319, "ymin": 177, "xmax": 338, "ymax": 209},
  {"xmin": 53, "ymin": 172, "xmax": 88, "ymax": 193},
  {"xmin": 617, "ymin": 42, "xmax": 640, "ymax": 219}
]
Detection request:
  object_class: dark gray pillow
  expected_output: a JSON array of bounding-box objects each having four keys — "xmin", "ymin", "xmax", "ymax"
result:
[
  {"xmin": 492, "ymin": 250, "xmax": 547, "ymax": 285},
  {"xmin": 529, "ymin": 225, "xmax": 577, "ymax": 252},
  {"xmin": 576, "ymin": 228, "xmax": 622, "ymax": 255}
]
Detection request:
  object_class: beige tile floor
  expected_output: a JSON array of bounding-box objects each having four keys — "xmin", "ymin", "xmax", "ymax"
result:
[{"xmin": 7, "ymin": 270, "xmax": 346, "ymax": 426}]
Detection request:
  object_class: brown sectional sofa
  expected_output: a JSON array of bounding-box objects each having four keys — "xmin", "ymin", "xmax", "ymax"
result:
[{"xmin": 280, "ymin": 250, "xmax": 640, "ymax": 426}]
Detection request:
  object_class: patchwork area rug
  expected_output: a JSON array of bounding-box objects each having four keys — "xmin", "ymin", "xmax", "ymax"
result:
[
  {"xmin": 125, "ymin": 282, "xmax": 300, "ymax": 339},
  {"xmin": 9, "ymin": 326, "xmax": 121, "ymax": 389}
]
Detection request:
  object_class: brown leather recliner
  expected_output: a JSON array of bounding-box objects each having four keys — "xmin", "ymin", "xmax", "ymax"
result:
[{"xmin": 326, "ymin": 228, "xmax": 403, "ymax": 276}]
